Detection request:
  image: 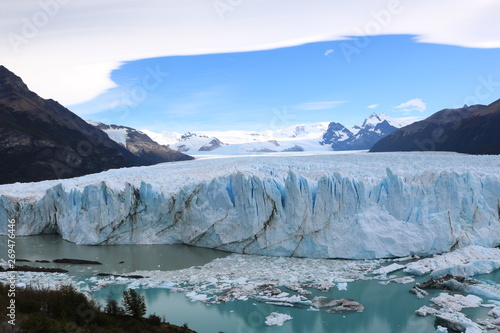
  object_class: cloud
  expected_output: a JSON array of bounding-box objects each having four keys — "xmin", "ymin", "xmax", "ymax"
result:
[
  {"xmin": 367, "ymin": 104, "xmax": 379, "ymax": 109},
  {"xmin": 293, "ymin": 101, "xmax": 346, "ymax": 111},
  {"xmin": 1, "ymin": 0, "xmax": 500, "ymax": 105},
  {"xmin": 324, "ymin": 49, "xmax": 334, "ymax": 56},
  {"xmin": 394, "ymin": 98, "xmax": 427, "ymax": 113}
]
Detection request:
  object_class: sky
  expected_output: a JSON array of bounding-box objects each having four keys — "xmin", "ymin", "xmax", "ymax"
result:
[{"xmin": 1, "ymin": 0, "xmax": 500, "ymax": 132}]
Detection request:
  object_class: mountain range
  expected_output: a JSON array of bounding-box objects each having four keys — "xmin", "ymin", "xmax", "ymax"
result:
[
  {"xmin": 0, "ymin": 66, "xmax": 191, "ymax": 185},
  {"xmin": 142, "ymin": 113, "xmax": 419, "ymax": 154},
  {"xmin": 2, "ymin": 64, "xmax": 498, "ymax": 186}
]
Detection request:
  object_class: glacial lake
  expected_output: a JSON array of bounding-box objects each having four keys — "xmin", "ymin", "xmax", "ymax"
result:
[{"xmin": 2, "ymin": 235, "xmax": 499, "ymax": 333}]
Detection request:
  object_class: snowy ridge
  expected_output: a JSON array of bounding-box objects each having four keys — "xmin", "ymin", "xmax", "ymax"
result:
[
  {"xmin": 352, "ymin": 113, "xmax": 418, "ymax": 134},
  {"xmin": 142, "ymin": 114, "xmax": 419, "ymax": 154},
  {"xmin": 1, "ymin": 152, "xmax": 500, "ymax": 259},
  {"xmin": 142, "ymin": 122, "xmax": 330, "ymax": 153}
]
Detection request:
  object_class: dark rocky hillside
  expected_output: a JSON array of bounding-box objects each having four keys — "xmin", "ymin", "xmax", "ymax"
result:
[
  {"xmin": 370, "ymin": 100, "xmax": 500, "ymax": 154},
  {"xmin": 0, "ymin": 65, "xmax": 191, "ymax": 185}
]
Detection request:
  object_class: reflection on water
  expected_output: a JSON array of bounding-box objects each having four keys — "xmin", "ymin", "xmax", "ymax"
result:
[{"xmin": 1, "ymin": 235, "xmax": 229, "ymax": 275}]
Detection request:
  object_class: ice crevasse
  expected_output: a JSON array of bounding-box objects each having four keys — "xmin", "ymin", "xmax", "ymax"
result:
[{"xmin": 0, "ymin": 153, "xmax": 499, "ymax": 259}]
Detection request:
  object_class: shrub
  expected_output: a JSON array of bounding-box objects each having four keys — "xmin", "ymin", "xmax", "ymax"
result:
[{"xmin": 147, "ymin": 313, "xmax": 162, "ymax": 325}]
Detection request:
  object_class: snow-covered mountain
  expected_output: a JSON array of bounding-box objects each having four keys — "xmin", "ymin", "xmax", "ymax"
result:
[
  {"xmin": 143, "ymin": 122, "xmax": 331, "ymax": 154},
  {"xmin": 1, "ymin": 152, "xmax": 499, "ymax": 259},
  {"xmin": 142, "ymin": 130, "xmax": 226, "ymax": 152},
  {"xmin": 322, "ymin": 113, "xmax": 420, "ymax": 150},
  {"xmin": 86, "ymin": 121, "xmax": 193, "ymax": 164},
  {"xmin": 143, "ymin": 114, "xmax": 418, "ymax": 154}
]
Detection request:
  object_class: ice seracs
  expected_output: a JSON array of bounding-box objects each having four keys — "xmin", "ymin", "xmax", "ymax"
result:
[{"xmin": 1, "ymin": 152, "xmax": 500, "ymax": 259}]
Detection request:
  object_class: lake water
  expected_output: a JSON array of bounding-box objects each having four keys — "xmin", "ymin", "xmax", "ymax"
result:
[
  {"xmin": 8, "ymin": 234, "xmax": 229, "ymax": 275},
  {"xmin": 2, "ymin": 235, "xmax": 499, "ymax": 333}
]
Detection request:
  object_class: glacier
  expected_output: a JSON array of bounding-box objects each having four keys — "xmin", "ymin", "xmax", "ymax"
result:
[{"xmin": 1, "ymin": 152, "xmax": 500, "ymax": 259}]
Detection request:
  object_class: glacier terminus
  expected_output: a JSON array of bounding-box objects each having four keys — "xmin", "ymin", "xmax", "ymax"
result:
[{"xmin": 1, "ymin": 152, "xmax": 499, "ymax": 260}]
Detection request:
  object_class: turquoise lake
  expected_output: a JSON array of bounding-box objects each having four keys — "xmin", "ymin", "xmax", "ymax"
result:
[{"xmin": 1, "ymin": 235, "xmax": 499, "ymax": 333}]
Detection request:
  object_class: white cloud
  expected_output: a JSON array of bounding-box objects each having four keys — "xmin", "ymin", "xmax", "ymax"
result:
[
  {"xmin": 1, "ymin": 0, "xmax": 500, "ymax": 105},
  {"xmin": 324, "ymin": 49, "xmax": 334, "ymax": 56},
  {"xmin": 394, "ymin": 98, "xmax": 427, "ymax": 113},
  {"xmin": 293, "ymin": 101, "xmax": 346, "ymax": 111},
  {"xmin": 367, "ymin": 104, "xmax": 379, "ymax": 109}
]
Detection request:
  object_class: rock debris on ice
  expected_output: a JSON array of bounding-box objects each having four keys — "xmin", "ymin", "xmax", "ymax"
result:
[
  {"xmin": 312, "ymin": 296, "xmax": 364, "ymax": 313},
  {"xmin": 1, "ymin": 152, "xmax": 500, "ymax": 259}
]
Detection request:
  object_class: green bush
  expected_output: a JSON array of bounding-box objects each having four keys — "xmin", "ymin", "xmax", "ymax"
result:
[{"xmin": 147, "ymin": 314, "xmax": 163, "ymax": 326}]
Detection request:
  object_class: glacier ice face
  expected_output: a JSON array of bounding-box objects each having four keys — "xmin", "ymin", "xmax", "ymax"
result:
[{"xmin": 1, "ymin": 152, "xmax": 500, "ymax": 259}]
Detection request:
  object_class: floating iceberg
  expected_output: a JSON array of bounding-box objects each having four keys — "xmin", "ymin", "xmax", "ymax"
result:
[
  {"xmin": 416, "ymin": 303, "xmax": 483, "ymax": 333},
  {"xmin": 311, "ymin": 296, "xmax": 364, "ymax": 313},
  {"xmin": 264, "ymin": 312, "xmax": 293, "ymax": 326},
  {"xmin": 1, "ymin": 153, "xmax": 500, "ymax": 259},
  {"xmin": 404, "ymin": 246, "xmax": 500, "ymax": 277},
  {"xmin": 372, "ymin": 263, "xmax": 405, "ymax": 275},
  {"xmin": 435, "ymin": 326, "xmax": 448, "ymax": 333}
]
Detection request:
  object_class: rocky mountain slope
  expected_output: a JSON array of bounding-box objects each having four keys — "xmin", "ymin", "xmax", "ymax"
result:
[
  {"xmin": 0, "ymin": 66, "xmax": 190, "ymax": 184},
  {"xmin": 370, "ymin": 99, "xmax": 500, "ymax": 154}
]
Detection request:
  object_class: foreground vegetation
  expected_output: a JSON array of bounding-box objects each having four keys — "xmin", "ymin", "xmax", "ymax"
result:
[{"xmin": 0, "ymin": 284, "xmax": 197, "ymax": 333}]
